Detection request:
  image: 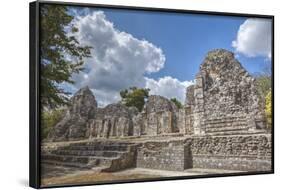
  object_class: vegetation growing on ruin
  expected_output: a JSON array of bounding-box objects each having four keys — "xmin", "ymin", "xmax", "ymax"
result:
[
  {"xmin": 265, "ymin": 91, "xmax": 272, "ymax": 127},
  {"xmin": 254, "ymin": 64, "xmax": 272, "ymax": 128},
  {"xmin": 254, "ymin": 66, "xmax": 271, "ymax": 128},
  {"xmin": 170, "ymin": 98, "xmax": 183, "ymax": 109},
  {"xmin": 120, "ymin": 87, "xmax": 150, "ymax": 112},
  {"xmin": 41, "ymin": 109, "xmax": 65, "ymax": 139}
]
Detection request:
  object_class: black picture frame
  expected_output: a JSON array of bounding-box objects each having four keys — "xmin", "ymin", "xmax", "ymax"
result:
[{"xmin": 30, "ymin": 1, "xmax": 274, "ymax": 188}]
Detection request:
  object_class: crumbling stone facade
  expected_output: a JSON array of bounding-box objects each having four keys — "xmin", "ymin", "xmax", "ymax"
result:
[
  {"xmin": 48, "ymin": 87, "xmax": 97, "ymax": 141},
  {"xmin": 191, "ymin": 134, "xmax": 271, "ymax": 171},
  {"xmin": 45, "ymin": 49, "xmax": 271, "ymax": 172},
  {"xmin": 141, "ymin": 95, "xmax": 179, "ymax": 136},
  {"xmin": 186, "ymin": 49, "xmax": 267, "ymax": 135}
]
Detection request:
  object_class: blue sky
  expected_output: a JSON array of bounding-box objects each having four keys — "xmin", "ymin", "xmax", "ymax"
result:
[
  {"xmin": 65, "ymin": 6, "xmax": 272, "ymax": 106},
  {"xmin": 104, "ymin": 9, "xmax": 246, "ymax": 81}
]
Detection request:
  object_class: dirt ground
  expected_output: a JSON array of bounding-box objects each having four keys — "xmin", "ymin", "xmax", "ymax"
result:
[{"xmin": 41, "ymin": 164, "xmax": 242, "ymax": 187}]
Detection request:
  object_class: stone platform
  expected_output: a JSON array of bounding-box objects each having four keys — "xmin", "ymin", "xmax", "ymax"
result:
[{"xmin": 42, "ymin": 133, "xmax": 272, "ymax": 173}]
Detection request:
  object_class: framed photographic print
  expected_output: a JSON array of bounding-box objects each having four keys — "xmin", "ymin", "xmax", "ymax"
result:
[{"xmin": 29, "ymin": 0, "xmax": 274, "ymax": 188}]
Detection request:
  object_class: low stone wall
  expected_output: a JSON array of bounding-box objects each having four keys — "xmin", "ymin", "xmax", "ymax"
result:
[
  {"xmin": 136, "ymin": 134, "xmax": 271, "ymax": 172},
  {"xmin": 192, "ymin": 156, "xmax": 271, "ymax": 171},
  {"xmin": 136, "ymin": 141, "xmax": 192, "ymax": 171},
  {"xmin": 191, "ymin": 134, "xmax": 272, "ymax": 171},
  {"xmin": 102, "ymin": 145, "xmax": 138, "ymax": 172},
  {"xmin": 43, "ymin": 133, "xmax": 272, "ymax": 172}
]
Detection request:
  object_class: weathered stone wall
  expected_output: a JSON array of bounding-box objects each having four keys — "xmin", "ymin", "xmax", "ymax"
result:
[
  {"xmin": 48, "ymin": 86, "xmax": 97, "ymax": 141},
  {"xmin": 191, "ymin": 134, "xmax": 272, "ymax": 171},
  {"xmin": 141, "ymin": 95, "xmax": 179, "ymax": 136},
  {"xmin": 137, "ymin": 141, "xmax": 192, "ymax": 171},
  {"xmin": 102, "ymin": 145, "xmax": 138, "ymax": 172},
  {"xmin": 135, "ymin": 134, "xmax": 271, "ymax": 172},
  {"xmin": 184, "ymin": 49, "xmax": 267, "ymax": 135},
  {"xmin": 87, "ymin": 103, "xmax": 134, "ymax": 138}
]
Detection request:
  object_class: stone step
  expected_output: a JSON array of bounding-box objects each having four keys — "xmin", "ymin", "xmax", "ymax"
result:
[
  {"xmin": 61, "ymin": 145, "xmax": 129, "ymax": 152},
  {"xmin": 42, "ymin": 154, "xmax": 89, "ymax": 164},
  {"xmin": 51, "ymin": 149, "xmax": 125, "ymax": 157},
  {"xmin": 205, "ymin": 123, "xmax": 249, "ymax": 130},
  {"xmin": 204, "ymin": 123, "xmax": 248, "ymax": 129},
  {"xmin": 72, "ymin": 142, "xmax": 134, "ymax": 147},
  {"xmin": 204, "ymin": 120, "xmax": 247, "ymax": 125},
  {"xmin": 41, "ymin": 160, "xmax": 93, "ymax": 169},
  {"xmin": 205, "ymin": 125, "xmax": 249, "ymax": 133},
  {"xmin": 205, "ymin": 115, "xmax": 247, "ymax": 121},
  {"xmin": 202, "ymin": 119, "xmax": 247, "ymax": 125},
  {"xmin": 205, "ymin": 130, "xmax": 265, "ymax": 136},
  {"xmin": 41, "ymin": 142, "xmax": 137, "ymax": 171},
  {"xmin": 42, "ymin": 154, "xmax": 119, "ymax": 164}
]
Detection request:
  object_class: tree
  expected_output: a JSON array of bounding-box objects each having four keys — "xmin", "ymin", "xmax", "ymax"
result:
[
  {"xmin": 170, "ymin": 98, "xmax": 183, "ymax": 109},
  {"xmin": 254, "ymin": 62, "xmax": 272, "ymax": 97},
  {"xmin": 255, "ymin": 75, "xmax": 271, "ymax": 98},
  {"xmin": 120, "ymin": 87, "xmax": 150, "ymax": 112},
  {"xmin": 40, "ymin": 4, "xmax": 91, "ymax": 109},
  {"xmin": 254, "ymin": 63, "xmax": 272, "ymax": 128},
  {"xmin": 265, "ymin": 90, "xmax": 272, "ymax": 128},
  {"xmin": 41, "ymin": 109, "xmax": 65, "ymax": 139}
]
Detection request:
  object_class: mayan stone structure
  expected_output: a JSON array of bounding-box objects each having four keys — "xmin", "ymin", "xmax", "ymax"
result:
[
  {"xmin": 48, "ymin": 87, "xmax": 97, "ymax": 141},
  {"xmin": 44, "ymin": 49, "xmax": 271, "ymax": 172},
  {"xmin": 184, "ymin": 49, "xmax": 267, "ymax": 135}
]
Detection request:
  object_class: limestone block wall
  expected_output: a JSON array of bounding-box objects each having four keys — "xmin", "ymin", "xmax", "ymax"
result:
[
  {"xmin": 183, "ymin": 49, "xmax": 268, "ymax": 135},
  {"xmin": 191, "ymin": 134, "xmax": 272, "ymax": 171},
  {"xmin": 177, "ymin": 106, "xmax": 194, "ymax": 135},
  {"xmin": 137, "ymin": 142, "xmax": 192, "ymax": 171},
  {"xmin": 146, "ymin": 112, "xmax": 158, "ymax": 136},
  {"xmin": 136, "ymin": 134, "xmax": 271, "ymax": 172},
  {"xmin": 132, "ymin": 114, "xmax": 142, "ymax": 136},
  {"xmin": 103, "ymin": 145, "xmax": 138, "ymax": 172}
]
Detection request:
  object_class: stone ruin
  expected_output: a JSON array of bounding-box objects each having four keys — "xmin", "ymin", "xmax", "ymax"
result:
[
  {"xmin": 44, "ymin": 49, "xmax": 271, "ymax": 173},
  {"xmin": 185, "ymin": 49, "xmax": 267, "ymax": 135},
  {"xmin": 48, "ymin": 49, "xmax": 267, "ymax": 141}
]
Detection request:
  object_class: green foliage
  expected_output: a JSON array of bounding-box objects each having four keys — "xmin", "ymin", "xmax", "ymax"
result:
[
  {"xmin": 265, "ymin": 90, "xmax": 272, "ymax": 128},
  {"xmin": 120, "ymin": 87, "xmax": 150, "ymax": 112},
  {"xmin": 255, "ymin": 75, "xmax": 271, "ymax": 98},
  {"xmin": 255, "ymin": 62, "xmax": 272, "ymax": 97},
  {"xmin": 254, "ymin": 64, "xmax": 272, "ymax": 128},
  {"xmin": 41, "ymin": 109, "xmax": 65, "ymax": 139},
  {"xmin": 40, "ymin": 4, "xmax": 91, "ymax": 109},
  {"xmin": 170, "ymin": 98, "xmax": 183, "ymax": 109}
]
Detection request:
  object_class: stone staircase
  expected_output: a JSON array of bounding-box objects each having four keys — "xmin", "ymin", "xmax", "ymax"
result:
[
  {"xmin": 42, "ymin": 141, "xmax": 137, "ymax": 172},
  {"xmin": 203, "ymin": 116, "xmax": 255, "ymax": 135}
]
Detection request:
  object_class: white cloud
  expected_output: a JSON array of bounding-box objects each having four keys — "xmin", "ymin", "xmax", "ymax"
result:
[
  {"xmin": 232, "ymin": 18, "xmax": 271, "ymax": 58},
  {"xmin": 69, "ymin": 11, "xmax": 166, "ymax": 106},
  {"xmin": 145, "ymin": 76, "xmax": 194, "ymax": 103},
  {"xmin": 68, "ymin": 11, "xmax": 192, "ymax": 106}
]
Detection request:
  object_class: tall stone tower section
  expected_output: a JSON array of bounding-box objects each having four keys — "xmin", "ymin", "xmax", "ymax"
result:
[{"xmin": 185, "ymin": 49, "xmax": 267, "ymax": 135}]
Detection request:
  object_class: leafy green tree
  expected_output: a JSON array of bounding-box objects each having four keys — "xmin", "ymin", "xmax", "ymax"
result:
[
  {"xmin": 254, "ymin": 63, "xmax": 272, "ymax": 128},
  {"xmin": 254, "ymin": 63, "xmax": 272, "ymax": 97},
  {"xmin": 120, "ymin": 87, "xmax": 150, "ymax": 112},
  {"xmin": 41, "ymin": 109, "xmax": 65, "ymax": 139},
  {"xmin": 255, "ymin": 75, "xmax": 271, "ymax": 98},
  {"xmin": 170, "ymin": 98, "xmax": 183, "ymax": 109},
  {"xmin": 40, "ymin": 4, "xmax": 91, "ymax": 109},
  {"xmin": 265, "ymin": 90, "xmax": 272, "ymax": 128}
]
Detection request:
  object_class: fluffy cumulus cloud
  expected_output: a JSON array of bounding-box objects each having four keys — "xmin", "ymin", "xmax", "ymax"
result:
[
  {"xmin": 145, "ymin": 77, "xmax": 194, "ymax": 103},
  {"xmin": 69, "ymin": 11, "xmax": 191, "ymax": 106},
  {"xmin": 232, "ymin": 18, "xmax": 272, "ymax": 58}
]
